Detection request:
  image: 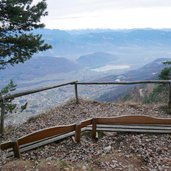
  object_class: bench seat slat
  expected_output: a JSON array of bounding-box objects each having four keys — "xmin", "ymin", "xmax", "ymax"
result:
[
  {"xmin": 96, "ymin": 124, "xmax": 171, "ymax": 130},
  {"xmin": 86, "ymin": 127, "xmax": 171, "ymax": 133},
  {"xmin": 96, "ymin": 127, "xmax": 171, "ymax": 133}
]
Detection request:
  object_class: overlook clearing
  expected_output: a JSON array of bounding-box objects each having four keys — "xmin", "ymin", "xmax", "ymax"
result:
[{"xmin": 1, "ymin": 80, "xmax": 171, "ymax": 170}]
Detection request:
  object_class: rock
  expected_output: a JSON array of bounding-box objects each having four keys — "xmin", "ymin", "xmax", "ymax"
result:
[
  {"xmin": 82, "ymin": 165, "xmax": 87, "ymax": 170},
  {"xmin": 103, "ymin": 132, "xmax": 117, "ymax": 137},
  {"xmin": 110, "ymin": 164, "xmax": 116, "ymax": 168},
  {"xmin": 46, "ymin": 157, "xmax": 52, "ymax": 161},
  {"xmin": 104, "ymin": 145, "xmax": 112, "ymax": 152},
  {"xmin": 112, "ymin": 160, "xmax": 117, "ymax": 163}
]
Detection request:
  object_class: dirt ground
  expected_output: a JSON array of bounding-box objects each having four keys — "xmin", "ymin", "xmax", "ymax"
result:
[{"xmin": 1, "ymin": 99, "xmax": 171, "ymax": 170}]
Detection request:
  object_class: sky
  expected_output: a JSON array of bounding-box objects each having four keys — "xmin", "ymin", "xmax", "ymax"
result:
[{"xmin": 36, "ymin": 0, "xmax": 171, "ymax": 30}]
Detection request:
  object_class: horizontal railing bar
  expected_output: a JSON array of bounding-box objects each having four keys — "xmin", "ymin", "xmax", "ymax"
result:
[
  {"xmin": 0, "ymin": 81, "xmax": 78, "ymax": 101},
  {"xmin": 77, "ymin": 80, "xmax": 171, "ymax": 85},
  {"xmin": 1, "ymin": 80, "xmax": 171, "ymax": 101}
]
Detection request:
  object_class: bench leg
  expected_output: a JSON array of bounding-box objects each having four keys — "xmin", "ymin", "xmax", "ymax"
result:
[
  {"xmin": 92, "ymin": 119, "xmax": 97, "ymax": 141},
  {"xmin": 75, "ymin": 123, "xmax": 81, "ymax": 143},
  {"xmin": 12, "ymin": 140, "xmax": 21, "ymax": 158}
]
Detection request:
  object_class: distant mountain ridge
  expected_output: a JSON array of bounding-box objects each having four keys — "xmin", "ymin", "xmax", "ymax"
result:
[
  {"xmin": 0, "ymin": 56, "xmax": 80, "ymax": 86},
  {"xmin": 77, "ymin": 52, "xmax": 117, "ymax": 68},
  {"xmin": 33, "ymin": 29, "xmax": 171, "ymax": 63},
  {"xmin": 0, "ymin": 51, "xmax": 121, "ymax": 89}
]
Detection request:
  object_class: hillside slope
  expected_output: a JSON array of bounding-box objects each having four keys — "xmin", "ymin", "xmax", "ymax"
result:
[
  {"xmin": 0, "ymin": 56, "xmax": 80, "ymax": 87},
  {"xmin": 97, "ymin": 58, "xmax": 170, "ymax": 102}
]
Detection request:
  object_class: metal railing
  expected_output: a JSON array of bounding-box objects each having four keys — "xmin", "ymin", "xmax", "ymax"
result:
[{"xmin": 1, "ymin": 80, "xmax": 171, "ymax": 135}]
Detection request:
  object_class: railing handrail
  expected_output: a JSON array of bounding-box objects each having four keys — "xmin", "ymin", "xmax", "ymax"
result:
[
  {"xmin": 0, "ymin": 81, "xmax": 78, "ymax": 101},
  {"xmin": 1, "ymin": 80, "xmax": 171, "ymax": 101},
  {"xmin": 1, "ymin": 79, "xmax": 171, "ymax": 136},
  {"xmin": 77, "ymin": 80, "xmax": 171, "ymax": 85}
]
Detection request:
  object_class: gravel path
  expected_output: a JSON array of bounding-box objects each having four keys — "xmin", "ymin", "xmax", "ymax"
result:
[{"xmin": 1, "ymin": 99, "xmax": 171, "ymax": 170}]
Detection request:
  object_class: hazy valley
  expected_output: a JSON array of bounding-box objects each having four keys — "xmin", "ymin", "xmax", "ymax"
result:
[{"xmin": 1, "ymin": 28, "xmax": 171, "ymax": 125}]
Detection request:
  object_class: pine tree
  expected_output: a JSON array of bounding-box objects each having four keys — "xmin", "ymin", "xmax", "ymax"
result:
[
  {"xmin": 0, "ymin": 0, "xmax": 51, "ymax": 69},
  {"xmin": 0, "ymin": 0, "xmax": 51, "ymax": 135}
]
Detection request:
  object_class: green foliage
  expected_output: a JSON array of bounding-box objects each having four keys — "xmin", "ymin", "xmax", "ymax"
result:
[
  {"xmin": 0, "ymin": 0, "xmax": 52, "ymax": 69},
  {"xmin": 0, "ymin": 80, "xmax": 28, "ymax": 114},
  {"xmin": 143, "ymin": 84, "xmax": 168, "ymax": 104},
  {"xmin": 159, "ymin": 67, "xmax": 171, "ymax": 80},
  {"xmin": 144, "ymin": 60, "xmax": 171, "ymax": 104},
  {"xmin": 0, "ymin": 80, "xmax": 16, "ymax": 94},
  {"xmin": 163, "ymin": 61, "xmax": 171, "ymax": 65},
  {"xmin": 0, "ymin": 80, "xmax": 17, "ymax": 114},
  {"xmin": 159, "ymin": 61, "xmax": 171, "ymax": 80}
]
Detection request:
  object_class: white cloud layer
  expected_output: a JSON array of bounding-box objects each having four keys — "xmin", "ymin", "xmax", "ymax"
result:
[{"xmin": 37, "ymin": 0, "xmax": 171, "ymax": 29}]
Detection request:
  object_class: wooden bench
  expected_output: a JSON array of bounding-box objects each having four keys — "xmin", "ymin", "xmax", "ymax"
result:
[
  {"xmin": 1, "ymin": 116, "xmax": 171, "ymax": 158},
  {"xmin": 91, "ymin": 115, "xmax": 171, "ymax": 137},
  {"xmin": 0, "ymin": 119, "xmax": 92, "ymax": 158}
]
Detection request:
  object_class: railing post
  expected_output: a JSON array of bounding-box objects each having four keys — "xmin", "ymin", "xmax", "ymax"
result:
[
  {"xmin": 75, "ymin": 122, "xmax": 81, "ymax": 143},
  {"xmin": 168, "ymin": 82, "xmax": 171, "ymax": 108},
  {"xmin": 74, "ymin": 82, "xmax": 79, "ymax": 104},
  {"xmin": 0, "ymin": 98, "xmax": 5, "ymax": 137}
]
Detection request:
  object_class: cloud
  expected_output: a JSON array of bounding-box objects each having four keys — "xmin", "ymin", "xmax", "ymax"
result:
[
  {"xmin": 46, "ymin": 0, "xmax": 171, "ymax": 18},
  {"xmin": 42, "ymin": 0, "xmax": 171, "ymax": 29}
]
